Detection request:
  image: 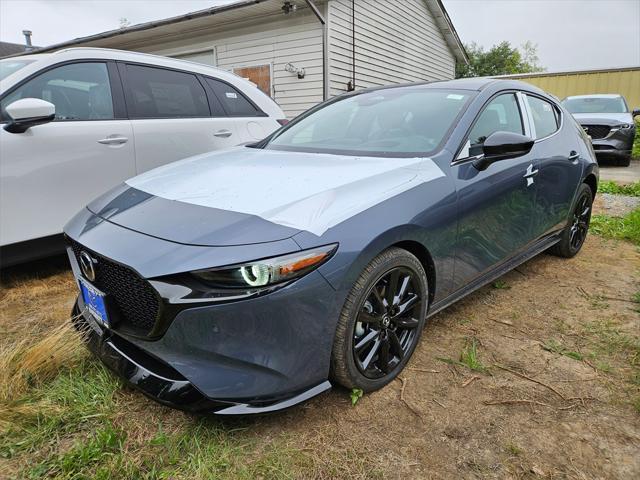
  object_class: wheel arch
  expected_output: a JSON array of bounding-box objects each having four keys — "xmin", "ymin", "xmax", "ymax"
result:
[
  {"xmin": 583, "ymin": 173, "xmax": 597, "ymax": 199},
  {"xmin": 326, "ymin": 224, "xmax": 440, "ymax": 309},
  {"xmin": 391, "ymin": 240, "xmax": 436, "ymax": 307}
]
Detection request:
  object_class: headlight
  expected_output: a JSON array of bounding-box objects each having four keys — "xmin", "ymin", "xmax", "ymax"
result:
[
  {"xmin": 191, "ymin": 244, "xmax": 338, "ymax": 289},
  {"xmin": 615, "ymin": 124, "xmax": 631, "ymax": 129}
]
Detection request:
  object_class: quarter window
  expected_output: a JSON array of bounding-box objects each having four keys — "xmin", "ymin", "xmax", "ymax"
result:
[
  {"xmin": 527, "ymin": 95, "xmax": 559, "ymax": 139},
  {"xmin": 124, "ymin": 64, "xmax": 209, "ymax": 119},
  {"xmin": 205, "ymin": 78, "xmax": 260, "ymax": 117},
  {"xmin": 467, "ymin": 94, "xmax": 523, "ymax": 156},
  {"xmin": 1, "ymin": 62, "xmax": 113, "ymax": 121}
]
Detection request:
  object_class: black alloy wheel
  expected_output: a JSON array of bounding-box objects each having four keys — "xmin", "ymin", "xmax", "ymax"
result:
[
  {"xmin": 330, "ymin": 247, "xmax": 429, "ymax": 391},
  {"xmin": 353, "ymin": 267, "xmax": 423, "ymax": 379},
  {"xmin": 569, "ymin": 190, "xmax": 591, "ymax": 251},
  {"xmin": 550, "ymin": 183, "xmax": 593, "ymax": 258}
]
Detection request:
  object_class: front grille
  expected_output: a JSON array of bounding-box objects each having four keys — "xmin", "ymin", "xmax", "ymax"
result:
[
  {"xmin": 70, "ymin": 240, "xmax": 161, "ymax": 336},
  {"xmin": 583, "ymin": 124, "xmax": 610, "ymax": 139}
]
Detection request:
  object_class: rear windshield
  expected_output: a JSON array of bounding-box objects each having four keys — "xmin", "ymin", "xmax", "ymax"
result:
[
  {"xmin": 0, "ymin": 59, "xmax": 36, "ymax": 81},
  {"xmin": 264, "ymin": 88, "xmax": 473, "ymax": 157},
  {"xmin": 562, "ymin": 96, "xmax": 627, "ymax": 114}
]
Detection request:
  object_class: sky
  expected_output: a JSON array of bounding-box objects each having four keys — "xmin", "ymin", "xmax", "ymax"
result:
[{"xmin": 0, "ymin": 0, "xmax": 639, "ymax": 72}]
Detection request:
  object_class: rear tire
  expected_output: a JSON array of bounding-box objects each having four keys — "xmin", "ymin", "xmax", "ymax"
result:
[
  {"xmin": 549, "ymin": 183, "xmax": 593, "ymax": 258},
  {"xmin": 330, "ymin": 248, "xmax": 428, "ymax": 392}
]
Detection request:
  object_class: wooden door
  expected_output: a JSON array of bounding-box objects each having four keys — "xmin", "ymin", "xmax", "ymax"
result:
[{"xmin": 233, "ymin": 65, "xmax": 271, "ymax": 97}]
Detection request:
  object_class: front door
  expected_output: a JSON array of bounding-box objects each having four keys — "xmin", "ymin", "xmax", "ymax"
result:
[
  {"xmin": 0, "ymin": 61, "xmax": 135, "ymax": 247},
  {"xmin": 451, "ymin": 92, "xmax": 538, "ymax": 288}
]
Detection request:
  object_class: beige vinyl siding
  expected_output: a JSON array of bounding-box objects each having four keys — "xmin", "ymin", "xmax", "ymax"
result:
[
  {"xmin": 328, "ymin": 0, "xmax": 456, "ymax": 96},
  {"xmin": 132, "ymin": 11, "xmax": 323, "ymax": 119}
]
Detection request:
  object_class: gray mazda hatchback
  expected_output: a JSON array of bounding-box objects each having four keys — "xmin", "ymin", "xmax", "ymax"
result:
[{"xmin": 65, "ymin": 78, "xmax": 598, "ymax": 414}]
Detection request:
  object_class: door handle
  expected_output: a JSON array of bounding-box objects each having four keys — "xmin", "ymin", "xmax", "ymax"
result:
[
  {"xmin": 98, "ymin": 135, "xmax": 128, "ymax": 145},
  {"xmin": 568, "ymin": 151, "xmax": 580, "ymax": 161},
  {"xmin": 214, "ymin": 129, "xmax": 233, "ymax": 138}
]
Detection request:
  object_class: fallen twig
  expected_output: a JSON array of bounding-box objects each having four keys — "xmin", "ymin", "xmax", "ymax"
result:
[
  {"xmin": 432, "ymin": 398, "xmax": 446, "ymax": 409},
  {"xmin": 490, "ymin": 318, "xmax": 514, "ymax": 326},
  {"xmin": 399, "ymin": 377, "xmax": 424, "ymax": 421},
  {"xmin": 408, "ymin": 367, "xmax": 440, "ymax": 373},
  {"xmin": 462, "ymin": 376, "xmax": 480, "ymax": 388},
  {"xmin": 484, "ymin": 399, "xmax": 551, "ymax": 407},
  {"xmin": 494, "ymin": 364, "xmax": 567, "ymax": 401}
]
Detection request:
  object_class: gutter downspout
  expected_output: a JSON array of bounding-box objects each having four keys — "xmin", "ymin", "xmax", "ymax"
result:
[
  {"xmin": 346, "ymin": 0, "xmax": 355, "ymax": 91},
  {"xmin": 304, "ymin": 0, "xmax": 328, "ymax": 101}
]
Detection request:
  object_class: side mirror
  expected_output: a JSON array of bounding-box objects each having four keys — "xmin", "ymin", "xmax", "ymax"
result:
[
  {"xmin": 632, "ymin": 108, "xmax": 640, "ymax": 118},
  {"xmin": 4, "ymin": 98, "xmax": 55, "ymax": 134},
  {"xmin": 473, "ymin": 131, "xmax": 534, "ymax": 171}
]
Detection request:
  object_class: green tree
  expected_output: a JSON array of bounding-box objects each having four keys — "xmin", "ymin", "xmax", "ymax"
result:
[{"xmin": 456, "ymin": 41, "xmax": 544, "ymax": 78}]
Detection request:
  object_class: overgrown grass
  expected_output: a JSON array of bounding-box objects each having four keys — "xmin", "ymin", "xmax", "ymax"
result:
[
  {"xmin": 0, "ymin": 318, "xmax": 374, "ymax": 479},
  {"xmin": 437, "ymin": 338, "xmax": 489, "ymax": 373},
  {"xmin": 633, "ymin": 118, "xmax": 640, "ymax": 159},
  {"xmin": 26, "ymin": 420, "xmax": 304, "ymax": 480},
  {"xmin": 590, "ymin": 208, "xmax": 640, "ymax": 245},
  {"xmin": 598, "ymin": 181, "xmax": 640, "ymax": 197}
]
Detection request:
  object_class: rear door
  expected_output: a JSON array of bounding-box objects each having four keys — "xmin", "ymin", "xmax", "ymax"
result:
[
  {"xmin": 0, "ymin": 61, "xmax": 135, "ymax": 246},
  {"xmin": 524, "ymin": 94, "xmax": 583, "ymax": 238},
  {"xmin": 119, "ymin": 63, "xmax": 239, "ymax": 173},
  {"xmin": 203, "ymin": 76, "xmax": 279, "ymax": 142},
  {"xmin": 451, "ymin": 92, "xmax": 538, "ymax": 287}
]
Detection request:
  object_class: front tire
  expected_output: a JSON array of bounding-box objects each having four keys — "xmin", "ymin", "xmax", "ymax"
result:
[
  {"xmin": 550, "ymin": 183, "xmax": 593, "ymax": 258},
  {"xmin": 330, "ymin": 248, "xmax": 428, "ymax": 392}
]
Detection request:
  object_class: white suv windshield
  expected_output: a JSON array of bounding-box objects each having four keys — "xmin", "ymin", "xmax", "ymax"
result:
[
  {"xmin": 562, "ymin": 96, "xmax": 627, "ymax": 114},
  {"xmin": 265, "ymin": 88, "xmax": 472, "ymax": 157},
  {"xmin": 0, "ymin": 59, "xmax": 36, "ymax": 81}
]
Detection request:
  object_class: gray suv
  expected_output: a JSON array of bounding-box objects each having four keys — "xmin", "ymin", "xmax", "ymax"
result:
[{"xmin": 562, "ymin": 94, "xmax": 639, "ymax": 166}]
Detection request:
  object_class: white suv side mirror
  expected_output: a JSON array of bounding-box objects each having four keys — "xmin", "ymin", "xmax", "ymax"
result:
[{"xmin": 4, "ymin": 98, "xmax": 56, "ymax": 133}]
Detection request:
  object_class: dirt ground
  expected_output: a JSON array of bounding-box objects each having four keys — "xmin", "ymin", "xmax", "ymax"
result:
[{"xmin": 1, "ymin": 206, "xmax": 639, "ymax": 479}]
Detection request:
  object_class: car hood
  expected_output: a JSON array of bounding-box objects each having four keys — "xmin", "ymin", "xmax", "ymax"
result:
[
  {"xmin": 94, "ymin": 147, "xmax": 444, "ymax": 245},
  {"xmin": 571, "ymin": 112, "xmax": 633, "ymax": 125}
]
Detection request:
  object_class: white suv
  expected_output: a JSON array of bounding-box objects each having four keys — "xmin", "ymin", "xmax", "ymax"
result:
[{"xmin": 0, "ymin": 48, "xmax": 286, "ymax": 266}]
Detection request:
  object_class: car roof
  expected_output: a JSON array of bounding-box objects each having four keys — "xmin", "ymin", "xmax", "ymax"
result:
[{"xmin": 564, "ymin": 94, "xmax": 623, "ymax": 100}]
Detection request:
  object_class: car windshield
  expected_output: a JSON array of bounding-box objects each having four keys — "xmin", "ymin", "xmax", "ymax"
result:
[
  {"xmin": 562, "ymin": 96, "xmax": 627, "ymax": 114},
  {"xmin": 264, "ymin": 88, "xmax": 473, "ymax": 157},
  {"xmin": 0, "ymin": 59, "xmax": 36, "ymax": 81}
]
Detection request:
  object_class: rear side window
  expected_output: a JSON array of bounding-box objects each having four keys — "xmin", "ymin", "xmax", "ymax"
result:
[
  {"xmin": 205, "ymin": 78, "xmax": 261, "ymax": 117},
  {"xmin": 1, "ymin": 62, "xmax": 113, "ymax": 121},
  {"xmin": 527, "ymin": 95, "xmax": 560, "ymax": 139},
  {"xmin": 467, "ymin": 93, "xmax": 523, "ymax": 156},
  {"xmin": 124, "ymin": 64, "xmax": 209, "ymax": 119}
]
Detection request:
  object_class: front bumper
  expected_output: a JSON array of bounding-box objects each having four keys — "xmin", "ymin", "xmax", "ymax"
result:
[
  {"xmin": 73, "ymin": 301, "xmax": 331, "ymax": 414},
  {"xmin": 588, "ymin": 127, "xmax": 635, "ymax": 160}
]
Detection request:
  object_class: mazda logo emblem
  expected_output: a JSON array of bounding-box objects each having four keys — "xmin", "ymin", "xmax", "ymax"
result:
[{"xmin": 79, "ymin": 251, "xmax": 96, "ymax": 282}]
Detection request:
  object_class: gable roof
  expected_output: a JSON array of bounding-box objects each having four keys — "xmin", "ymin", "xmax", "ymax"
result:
[
  {"xmin": 21, "ymin": 0, "xmax": 468, "ymax": 64},
  {"xmin": 0, "ymin": 41, "xmax": 37, "ymax": 58}
]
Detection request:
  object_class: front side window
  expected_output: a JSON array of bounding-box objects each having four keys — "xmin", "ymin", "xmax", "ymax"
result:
[
  {"xmin": 1, "ymin": 62, "xmax": 113, "ymax": 121},
  {"xmin": 264, "ymin": 87, "xmax": 472, "ymax": 157},
  {"xmin": 124, "ymin": 64, "xmax": 209, "ymax": 119},
  {"xmin": 467, "ymin": 93, "xmax": 523, "ymax": 156},
  {"xmin": 527, "ymin": 95, "xmax": 559, "ymax": 139},
  {"xmin": 206, "ymin": 78, "xmax": 260, "ymax": 117},
  {"xmin": 562, "ymin": 96, "xmax": 627, "ymax": 114}
]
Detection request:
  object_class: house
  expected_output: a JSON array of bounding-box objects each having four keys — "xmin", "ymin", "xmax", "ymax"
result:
[
  {"xmin": 25, "ymin": 0, "xmax": 467, "ymax": 118},
  {"xmin": 0, "ymin": 40, "xmax": 36, "ymax": 58}
]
